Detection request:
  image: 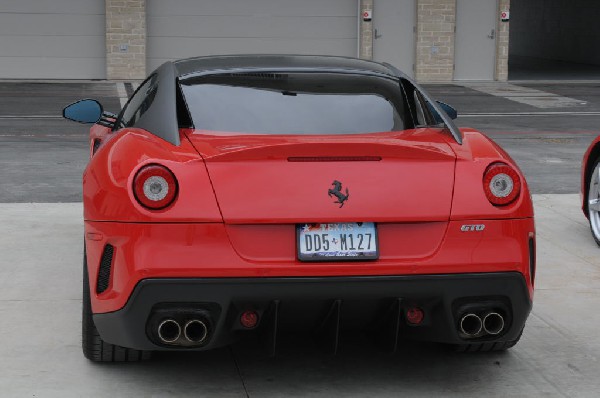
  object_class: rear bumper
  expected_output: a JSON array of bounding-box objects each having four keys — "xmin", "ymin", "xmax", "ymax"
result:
[
  {"xmin": 85, "ymin": 218, "xmax": 536, "ymax": 314},
  {"xmin": 94, "ymin": 272, "xmax": 532, "ymax": 351}
]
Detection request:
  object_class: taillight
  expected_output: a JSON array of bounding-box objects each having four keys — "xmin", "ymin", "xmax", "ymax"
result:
[
  {"xmin": 133, "ymin": 164, "xmax": 178, "ymax": 209},
  {"xmin": 483, "ymin": 162, "xmax": 521, "ymax": 206}
]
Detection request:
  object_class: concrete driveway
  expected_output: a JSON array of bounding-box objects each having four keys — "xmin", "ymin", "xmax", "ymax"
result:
[{"xmin": 0, "ymin": 195, "xmax": 598, "ymax": 397}]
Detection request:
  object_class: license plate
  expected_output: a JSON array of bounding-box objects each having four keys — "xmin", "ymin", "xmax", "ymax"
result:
[{"xmin": 297, "ymin": 222, "xmax": 379, "ymax": 261}]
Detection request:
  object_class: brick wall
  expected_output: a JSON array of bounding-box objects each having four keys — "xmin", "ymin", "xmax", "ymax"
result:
[
  {"xmin": 414, "ymin": 0, "xmax": 510, "ymax": 82},
  {"xmin": 496, "ymin": 0, "xmax": 510, "ymax": 81},
  {"xmin": 415, "ymin": 0, "xmax": 456, "ymax": 82},
  {"xmin": 105, "ymin": 0, "xmax": 146, "ymax": 80}
]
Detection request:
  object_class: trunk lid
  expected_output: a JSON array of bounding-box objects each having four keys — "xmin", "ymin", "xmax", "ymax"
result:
[{"xmin": 183, "ymin": 129, "xmax": 456, "ymax": 224}]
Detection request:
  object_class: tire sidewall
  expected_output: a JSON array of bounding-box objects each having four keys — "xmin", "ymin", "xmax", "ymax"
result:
[{"xmin": 588, "ymin": 157, "xmax": 600, "ymax": 246}]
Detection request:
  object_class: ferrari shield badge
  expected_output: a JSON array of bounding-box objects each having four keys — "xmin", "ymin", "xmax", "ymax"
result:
[{"xmin": 328, "ymin": 180, "xmax": 349, "ymax": 208}]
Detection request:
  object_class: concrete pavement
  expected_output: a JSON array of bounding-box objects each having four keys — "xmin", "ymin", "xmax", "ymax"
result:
[{"xmin": 1, "ymin": 195, "xmax": 599, "ymax": 397}]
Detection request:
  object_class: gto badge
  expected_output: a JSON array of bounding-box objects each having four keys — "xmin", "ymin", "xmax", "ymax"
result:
[
  {"xmin": 461, "ymin": 224, "xmax": 486, "ymax": 232},
  {"xmin": 328, "ymin": 180, "xmax": 349, "ymax": 208}
]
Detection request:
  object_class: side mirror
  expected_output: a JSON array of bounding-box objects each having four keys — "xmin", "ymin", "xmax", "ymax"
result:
[
  {"xmin": 427, "ymin": 101, "xmax": 458, "ymax": 124},
  {"xmin": 436, "ymin": 101, "xmax": 458, "ymax": 120},
  {"xmin": 63, "ymin": 99, "xmax": 103, "ymax": 124}
]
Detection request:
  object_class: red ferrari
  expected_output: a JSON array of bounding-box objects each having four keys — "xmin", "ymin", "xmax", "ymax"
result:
[
  {"xmin": 63, "ymin": 55, "xmax": 535, "ymax": 362},
  {"xmin": 582, "ymin": 137, "xmax": 600, "ymax": 244}
]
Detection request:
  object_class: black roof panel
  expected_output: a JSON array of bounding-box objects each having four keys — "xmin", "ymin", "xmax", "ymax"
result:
[
  {"xmin": 173, "ymin": 54, "xmax": 400, "ymax": 78},
  {"xmin": 138, "ymin": 55, "xmax": 461, "ymax": 146}
]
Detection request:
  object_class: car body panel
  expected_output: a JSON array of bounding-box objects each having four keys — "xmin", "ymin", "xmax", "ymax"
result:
[
  {"xmin": 85, "ymin": 216, "xmax": 534, "ymax": 314},
  {"xmin": 184, "ymin": 128, "xmax": 456, "ymax": 223},
  {"xmin": 69, "ymin": 55, "xmax": 535, "ymax": 354},
  {"xmin": 447, "ymin": 129, "xmax": 534, "ymax": 220},
  {"xmin": 83, "ymin": 129, "xmax": 222, "ymax": 222}
]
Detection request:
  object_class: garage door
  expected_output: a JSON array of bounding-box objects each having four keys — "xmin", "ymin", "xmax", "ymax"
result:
[
  {"xmin": 147, "ymin": 0, "xmax": 358, "ymax": 72},
  {"xmin": 0, "ymin": 0, "xmax": 105, "ymax": 79}
]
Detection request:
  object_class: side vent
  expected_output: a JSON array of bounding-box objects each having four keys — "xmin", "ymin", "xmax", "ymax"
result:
[
  {"xmin": 92, "ymin": 139, "xmax": 101, "ymax": 155},
  {"xmin": 96, "ymin": 244, "xmax": 114, "ymax": 294},
  {"xmin": 528, "ymin": 236, "xmax": 536, "ymax": 286}
]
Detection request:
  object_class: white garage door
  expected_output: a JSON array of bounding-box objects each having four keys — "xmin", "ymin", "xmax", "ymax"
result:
[
  {"xmin": 147, "ymin": 0, "xmax": 358, "ymax": 72},
  {"xmin": 0, "ymin": 0, "xmax": 105, "ymax": 79}
]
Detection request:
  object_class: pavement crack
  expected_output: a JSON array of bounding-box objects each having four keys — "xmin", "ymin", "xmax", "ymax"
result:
[
  {"xmin": 229, "ymin": 346, "xmax": 250, "ymax": 398},
  {"xmin": 530, "ymin": 312, "xmax": 572, "ymax": 340}
]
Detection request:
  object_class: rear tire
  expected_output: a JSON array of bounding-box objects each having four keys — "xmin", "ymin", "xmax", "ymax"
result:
[
  {"xmin": 82, "ymin": 246, "xmax": 151, "ymax": 362},
  {"xmin": 587, "ymin": 157, "xmax": 600, "ymax": 246}
]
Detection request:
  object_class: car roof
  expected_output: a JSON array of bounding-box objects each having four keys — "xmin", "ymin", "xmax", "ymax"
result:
[
  {"xmin": 173, "ymin": 54, "xmax": 403, "ymax": 79},
  {"xmin": 132, "ymin": 55, "xmax": 461, "ymax": 147}
]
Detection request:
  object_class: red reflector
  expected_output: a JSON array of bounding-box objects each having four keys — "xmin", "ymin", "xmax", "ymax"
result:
[
  {"xmin": 86, "ymin": 232, "xmax": 103, "ymax": 241},
  {"xmin": 406, "ymin": 307, "xmax": 424, "ymax": 325},
  {"xmin": 240, "ymin": 311, "xmax": 259, "ymax": 329}
]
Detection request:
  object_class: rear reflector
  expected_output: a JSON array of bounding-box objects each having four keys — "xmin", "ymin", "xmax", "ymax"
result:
[
  {"xmin": 406, "ymin": 307, "xmax": 424, "ymax": 325},
  {"xmin": 240, "ymin": 311, "xmax": 259, "ymax": 329}
]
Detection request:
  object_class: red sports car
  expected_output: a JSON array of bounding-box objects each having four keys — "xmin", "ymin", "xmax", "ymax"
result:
[
  {"xmin": 582, "ymin": 137, "xmax": 600, "ymax": 244},
  {"xmin": 63, "ymin": 55, "xmax": 535, "ymax": 362}
]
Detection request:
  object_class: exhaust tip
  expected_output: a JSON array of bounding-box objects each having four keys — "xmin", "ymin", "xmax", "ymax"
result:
[
  {"xmin": 184, "ymin": 319, "xmax": 208, "ymax": 344},
  {"xmin": 483, "ymin": 312, "xmax": 505, "ymax": 335},
  {"xmin": 459, "ymin": 313, "xmax": 483, "ymax": 337},
  {"xmin": 158, "ymin": 319, "xmax": 181, "ymax": 343}
]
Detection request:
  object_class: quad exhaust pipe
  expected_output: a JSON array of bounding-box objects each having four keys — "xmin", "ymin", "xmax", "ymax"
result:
[
  {"xmin": 459, "ymin": 311, "xmax": 505, "ymax": 338},
  {"xmin": 483, "ymin": 312, "xmax": 505, "ymax": 335},
  {"xmin": 184, "ymin": 319, "xmax": 209, "ymax": 343},
  {"xmin": 459, "ymin": 313, "xmax": 483, "ymax": 337},
  {"xmin": 157, "ymin": 319, "xmax": 181, "ymax": 343},
  {"xmin": 156, "ymin": 318, "xmax": 209, "ymax": 345}
]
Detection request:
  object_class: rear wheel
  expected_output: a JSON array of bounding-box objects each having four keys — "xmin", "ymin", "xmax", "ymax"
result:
[
  {"xmin": 82, "ymin": 247, "xmax": 151, "ymax": 362},
  {"xmin": 587, "ymin": 158, "xmax": 600, "ymax": 246}
]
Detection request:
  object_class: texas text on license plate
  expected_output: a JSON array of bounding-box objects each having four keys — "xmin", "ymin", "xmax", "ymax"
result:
[{"xmin": 296, "ymin": 222, "xmax": 379, "ymax": 261}]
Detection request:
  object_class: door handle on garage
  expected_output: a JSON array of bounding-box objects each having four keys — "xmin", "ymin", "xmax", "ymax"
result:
[
  {"xmin": 374, "ymin": 28, "xmax": 382, "ymax": 39},
  {"xmin": 488, "ymin": 29, "xmax": 495, "ymax": 39}
]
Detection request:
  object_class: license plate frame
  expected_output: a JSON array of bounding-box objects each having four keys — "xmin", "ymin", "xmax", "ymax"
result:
[{"xmin": 296, "ymin": 222, "xmax": 379, "ymax": 262}]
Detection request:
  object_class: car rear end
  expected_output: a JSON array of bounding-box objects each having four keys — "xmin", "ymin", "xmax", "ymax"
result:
[{"xmin": 84, "ymin": 66, "xmax": 535, "ymax": 354}]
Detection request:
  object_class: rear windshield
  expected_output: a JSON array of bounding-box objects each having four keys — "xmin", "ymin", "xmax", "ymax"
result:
[{"xmin": 179, "ymin": 73, "xmax": 406, "ymax": 135}]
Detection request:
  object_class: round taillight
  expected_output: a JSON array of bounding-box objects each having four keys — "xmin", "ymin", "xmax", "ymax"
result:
[
  {"xmin": 483, "ymin": 162, "xmax": 521, "ymax": 206},
  {"xmin": 133, "ymin": 164, "xmax": 178, "ymax": 209}
]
